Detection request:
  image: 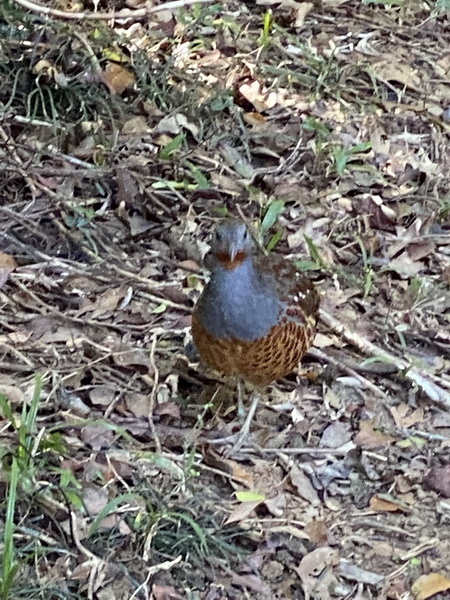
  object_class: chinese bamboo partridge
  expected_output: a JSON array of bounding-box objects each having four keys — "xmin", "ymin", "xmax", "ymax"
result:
[{"xmin": 191, "ymin": 218, "xmax": 319, "ymax": 449}]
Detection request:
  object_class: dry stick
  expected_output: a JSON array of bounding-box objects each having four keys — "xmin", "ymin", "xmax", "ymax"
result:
[
  {"xmin": 308, "ymin": 347, "xmax": 389, "ymax": 400},
  {"xmin": 319, "ymin": 308, "xmax": 450, "ymax": 409},
  {"xmin": 13, "ymin": 0, "xmax": 215, "ymax": 21},
  {"xmin": 148, "ymin": 332, "xmax": 162, "ymax": 454}
]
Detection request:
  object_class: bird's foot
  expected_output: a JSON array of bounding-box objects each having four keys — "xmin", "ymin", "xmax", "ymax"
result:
[{"xmin": 207, "ymin": 393, "xmax": 260, "ymax": 456}]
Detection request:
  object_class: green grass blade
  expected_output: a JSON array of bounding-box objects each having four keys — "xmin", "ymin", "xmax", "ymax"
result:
[
  {"xmin": 304, "ymin": 235, "xmax": 326, "ymax": 268},
  {"xmin": 1, "ymin": 458, "xmax": 20, "ymax": 599},
  {"xmin": 88, "ymin": 493, "xmax": 138, "ymax": 536},
  {"xmin": 261, "ymin": 199, "xmax": 284, "ymax": 233}
]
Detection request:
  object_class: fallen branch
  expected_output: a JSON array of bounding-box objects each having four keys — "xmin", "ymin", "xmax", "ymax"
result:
[
  {"xmin": 12, "ymin": 0, "xmax": 215, "ymax": 21},
  {"xmin": 319, "ymin": 308, "xmax": 450, "ymax": 409}
]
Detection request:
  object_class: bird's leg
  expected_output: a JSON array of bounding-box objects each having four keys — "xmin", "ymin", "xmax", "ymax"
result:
[
  {"xmin": 236, "ymin": 378, "xmax": 246, "ymax": 420},
  {"xmin": 224, "ymin": 391, "xmax": 260, "ymax": 456},
  {"xmin": 207, "ymin": 390, "xmax": 260, "ymax": 454}
]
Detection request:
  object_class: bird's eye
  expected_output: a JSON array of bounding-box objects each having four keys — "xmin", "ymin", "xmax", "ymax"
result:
[{"xmin": 215, "ymin": 231, "xmax": 223, "ymax": 242}]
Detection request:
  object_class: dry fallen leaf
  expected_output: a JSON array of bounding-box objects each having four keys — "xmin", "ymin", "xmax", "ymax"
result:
[
  {"xmin": 264, "ymin": 493, "xmax": 286, "ymax": 517},
  {"xmin": 337, "ymin": 560, "xmax": 384, "ymax": 585},
  {"xmin": 320, "ymin": 422, "xmax": 352, "ymax": 448},
  {"xmin": 154, "ymin": 113, "xmax": 199, "ymax": 138},
  {"xmin": 313, "ymin": 333, "xmax": 337, "ymax": 348},
  {"xmin": 289, "ymin": 463, "xmax": 321, "ymax": 505},
  {"xmin": 238, "ymin": 80, "xmax": 279, "ymax": 112},
  {"xmin": 412, "ymin": 573, "xmax": 450, "ymax": 600},
  {"xmin": 424, "ymin": 465, "xmax": 450, "ymax": 498},
  {"xmin": 206, "ymin": 454, "xmax": 254, "ymax": 488},
  {"xmin": 354, "ymin": 421, "xmax": 395, "ymax": 449},
  {"xmin": 89, "ymin": 386, "xmax": 115, "ymax": 407},
  {"xmin": 390, "ymin": 403, "xmax": 424, "ymax": 429},
  {"xmin": 387, "ymin": 253, "xmax": 423, "ymax": 278},
  {"xmin": 151, "ymin": 585, "xmax": 184, "ymax": 600},
  {"xmin": 80, "ymin": 424, "xmax": 115, "ymax": 451},
  {"xmin": 243, "ymin": 111, "xmax": 268, "ymax": 128},
  {"xmin": 0, "ymin": 384, "xmax": 24, "ymax": 404},
  {"xmin": 0, "ymin": 253, "xmax": 17, "ymax": 288},
  {"xmin": 113, "ymin": 345, "xmax": 152, "ymax": 371},
  {"xmin": 102, "ymin": 62, "xmax": 135, "ymax": 94},
  {"xmin": 304, "ymin": 519, "xmax": 330, "ymax": 546},
  {"xmin": 154, "ymin": 401, "xmax": 181, "ymax": 420},
  {"xmin": 372, "ymin": 59, "xmax": 423, "ymax": 91},
  {"xmin": 83, "ymin": 485, "xmax": 109, "ymax": 517},
  {"xmin": 295, "ymin": 547, "xmax": 340, "ymax": 600},
  {"xmin": 77, "ymin": 287, "xmax": 126, "ymax": 317},
  {"xmin": 369, "ymin": 495, "xmax": 403, "ymax": 513},
  {"xmin": 225, "ymin": 500, "xmax": 262, "ymax": 525},
  {"xmin": 121, "ymin": 115, "xmax": 150, "ymax": 134}
]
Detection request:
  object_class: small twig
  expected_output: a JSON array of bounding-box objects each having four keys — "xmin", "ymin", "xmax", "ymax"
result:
[
  {"xmin": 12, "ymin": 0, "xmax": 215, "ymax": 21},
  {"xmin": 110, "ymin": 264, "xmax": 191, "ymax": 310},
  {"xmin": 404, "ymin": 428, "xmax": 450, "ymax": 442},
  {"xmin": 319, "ymin": 308, "xmax": 450, "ymax": 409},
  {"xmin": 241, "ymin": 445, "xmax": 355, "ymax": 455},
  {"xmin": 345, "ymin": 517, "xmax": 416, "ymax": 538},
  {"xmin": 398, "ymin": 537, "xmax": 439, "ymax": 562},
  {"xmin": 0, "ymin": 342, "xmax": 35, "ymax": 367},
  {"xmin": 148, "ymin": 332, "xmax": 162, "ymax": 454}
]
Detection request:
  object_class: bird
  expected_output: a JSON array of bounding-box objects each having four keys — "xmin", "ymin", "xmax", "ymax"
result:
[{"xmin": 191, "ymin": 218, "xmax": 319, "ymax": 451}]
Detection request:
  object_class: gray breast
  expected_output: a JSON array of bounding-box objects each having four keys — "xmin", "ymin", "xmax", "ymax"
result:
[{"xmin": 198, "ymin": 261, "xmax": 281, "ymax": 342}]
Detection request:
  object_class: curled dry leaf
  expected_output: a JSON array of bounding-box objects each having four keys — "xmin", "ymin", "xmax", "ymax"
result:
[
  {"xmin": 387, "ymin": 253, "xmax": 424, "ymax": 278},
  {"xmin": 264, "ymin": 493, "xmax": 286, "ymax": 517},
  {"xmin": 154, "ymin": 401, "xmax": 181, "ymax": 419},
  {"xmin": 121, "ymin": 115, "xmax": 150, "ymax": 134},
  {"xmin": 0, "ymin": 253, "xmax": 17, "ymax": 288},
  {"xmin": 238, "ymin": 80, "xmax": 279, "ymax": 112},
  {"xmin": 154, "ymin": 113, "xmax": 199, "ymax": 138},
  {"xmin": 313, "ymin": 333, "xmax": 337, "ymax": 348},
  {"xmin": 206, "ymin": 454, "xmax": 254, "ymax": 488}
]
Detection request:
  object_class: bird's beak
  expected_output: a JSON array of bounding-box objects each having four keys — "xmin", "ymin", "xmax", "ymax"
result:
[{"xmin": 229, "ymin": 244, "xmax": 239, "ymax": 261}]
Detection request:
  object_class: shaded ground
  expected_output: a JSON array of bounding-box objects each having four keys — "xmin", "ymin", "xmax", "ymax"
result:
[{"xmin": 0, "ymin": 0, "xmax": 450, "ymax": 597}]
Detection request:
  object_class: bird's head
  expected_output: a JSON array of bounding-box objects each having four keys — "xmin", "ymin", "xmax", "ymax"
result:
[{"xmin": 210, "ymin": 219, "xmax": 254, "ymax": 270}]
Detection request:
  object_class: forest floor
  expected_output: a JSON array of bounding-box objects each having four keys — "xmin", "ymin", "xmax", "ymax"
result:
[{"xmin": 0, "ymin": 0, "xmax": 450, "ymax": 598}]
